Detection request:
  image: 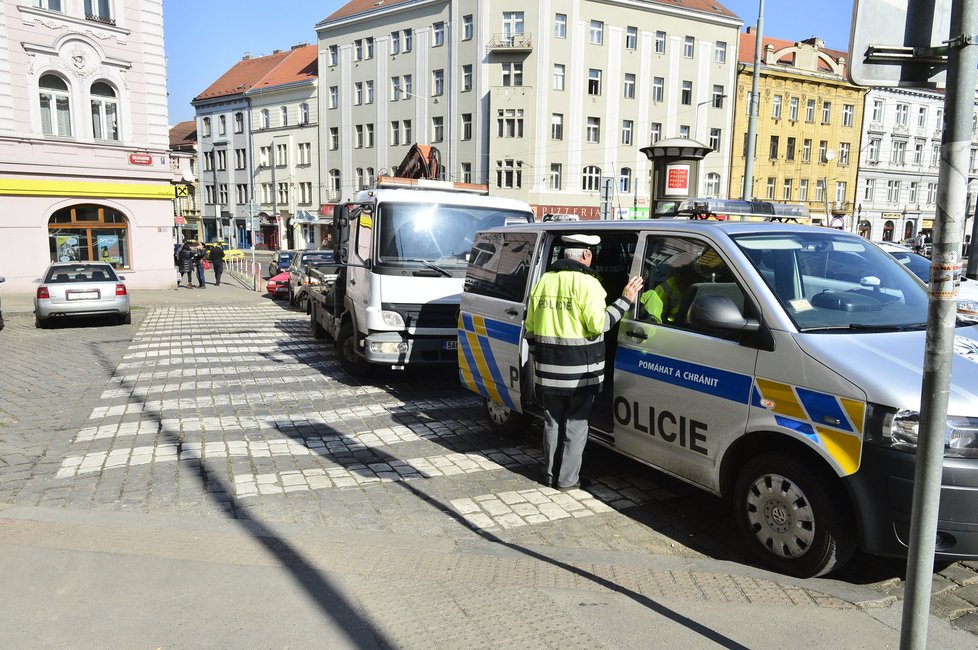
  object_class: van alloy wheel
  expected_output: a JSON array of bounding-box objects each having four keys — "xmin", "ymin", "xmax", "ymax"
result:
[{"xmin": 484, "ymin": 398, "xmax": 528, "ymax": 437}]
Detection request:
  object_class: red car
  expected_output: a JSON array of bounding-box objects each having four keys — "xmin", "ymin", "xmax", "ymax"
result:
[{"xmin": 266, "ymin": 271, "xmax": 289, "ymax": 298}]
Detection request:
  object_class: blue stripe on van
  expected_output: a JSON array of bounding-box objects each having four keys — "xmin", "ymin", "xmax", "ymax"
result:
[
  {"xmin": 796, "ymin": 387, "xmax": 854, "ymax": 433},
  {"xmin": 615, "ymin": 348, "xmax": 753, "ymax": 404},
  {"xmin": 775, "ymin": 415, "xmax": 819, "ymax": 443},
  {"xmin": 482, "ymin": 318, "xmax": 522, "ymax": 345}
]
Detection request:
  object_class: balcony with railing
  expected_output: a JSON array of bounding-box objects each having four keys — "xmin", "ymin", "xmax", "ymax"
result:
[
  {"xmin": 85, "ymin": 13, "xmax": 116, "ymax": 27},
  {"xmin": 486, "ymin": 32, "xmax": 533, "ymax": 54}
]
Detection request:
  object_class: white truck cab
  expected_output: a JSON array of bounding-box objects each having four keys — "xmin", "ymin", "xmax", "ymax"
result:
[{"xmin": 458, "ymin": 218, "xmax": 978, "ymax": 577}]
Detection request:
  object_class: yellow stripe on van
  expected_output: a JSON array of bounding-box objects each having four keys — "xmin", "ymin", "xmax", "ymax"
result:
[
  {"xmin": 841, "ymin": 398, "xmax": 866, "ymax": 435},
  {"xmin": 465, "ymin": 330, "xmax": 503, "ymax": 405},
  {"xmin": 816, "ymin": 426, "xmax": 863, "ymax": 475},
  {"xmin": 473, "ymin": 315, "xmax": 488, "ymax": 338},
  {"xmin": 755, "ymin": 378, "xmax": 807, "ymax": 420}
]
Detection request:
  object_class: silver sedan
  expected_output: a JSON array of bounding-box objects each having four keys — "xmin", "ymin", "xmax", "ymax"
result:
[{"xmin": 34, "ymin": 262, "xmax": 131, "ymax": 328}]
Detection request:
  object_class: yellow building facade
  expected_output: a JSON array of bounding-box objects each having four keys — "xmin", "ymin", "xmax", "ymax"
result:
[{"xmin": 729, "ymin": 31, "xmax": 866, "ymax": 227}]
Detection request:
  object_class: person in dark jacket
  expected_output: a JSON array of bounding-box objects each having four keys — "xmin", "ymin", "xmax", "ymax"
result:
[
  {"xmin": 209, "ymin": 243, "xmax": 225, "ymax": 286},
  {"xmin": 194, "ymin": 242, "xmax": 207, "ymax": 288},
  {"xmin": 177, "ymin": 242, "xmax": 196, "ymax": 288},
  {"xmin": 524, "ymin": 234, "xmax": 643, "ymax": 490}
]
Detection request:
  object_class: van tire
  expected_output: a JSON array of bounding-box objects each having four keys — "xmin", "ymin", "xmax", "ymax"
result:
[
  {"xmin": 733, "ymin": 453, "xmax": 856, "ymax": 578},
  {"xmin": 336, "ymin": 321, "xmax": 372, "ymax": 377},
  {"xmin": 484, "ymin": 398, "xmax": 529, "ymax": 437}
]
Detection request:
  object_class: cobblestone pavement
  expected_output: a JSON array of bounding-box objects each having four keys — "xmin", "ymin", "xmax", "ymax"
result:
[{"xmin": 2, "ymin": 302, "xmax": 978, "ymax": 644}]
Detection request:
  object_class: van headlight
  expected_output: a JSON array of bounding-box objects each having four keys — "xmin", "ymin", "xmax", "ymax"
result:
[
  {"xmin": 380, "ymin": 310, "xmax": 405, "ymax": 327},
  {"xmin": 867, "ymin": 404, "xmax": 978, "ymax": 458}
]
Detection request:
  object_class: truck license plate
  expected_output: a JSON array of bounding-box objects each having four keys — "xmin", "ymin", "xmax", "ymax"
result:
[{"xmin": 443, "ymin": 340, "xmax": 458, "ymax": 351}]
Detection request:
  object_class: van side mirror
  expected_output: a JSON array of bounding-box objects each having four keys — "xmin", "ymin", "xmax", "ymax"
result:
[{"xmin": 689, "ymin": 295, "xmax": 760, "ymax": 333}]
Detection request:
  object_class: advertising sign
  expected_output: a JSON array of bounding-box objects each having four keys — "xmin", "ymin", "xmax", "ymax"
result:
[
  {"xmin": 56, "ymin": 235, "xmax": 80, "ymax": 262},
  {"xmin": 664, "ymin": 164, "xmax": 691, "ymax": 196},
  {"xmin": 97, "ymin": 234, "xmax": 121, "ymax": 265}
]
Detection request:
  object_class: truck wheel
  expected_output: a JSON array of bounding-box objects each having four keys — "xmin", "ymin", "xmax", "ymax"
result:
[
  {"xmin": 484, "ymin": 398, "xmax": 529, "ymax": 437},
  {"xmin": 336, "ymin": 322, "xmax": 372, "ymax": 377},
  {"xmin": 733, "ymin": 453, "xmax": 856, "ymax": 578},
  {"xmin": 310, "ymin": 305, "xmax": 328, "ymax": 340}
]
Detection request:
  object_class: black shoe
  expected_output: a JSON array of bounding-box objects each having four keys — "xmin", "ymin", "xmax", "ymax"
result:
[{"xmin": 556, "ymin": 478, "xmax": 590, "ymax": 492}]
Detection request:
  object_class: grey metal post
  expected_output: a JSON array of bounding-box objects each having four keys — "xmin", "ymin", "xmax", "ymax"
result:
[
  {"xmin": 740, "ymin": 0, "xmax": 765, "ymax": 201},
  {"xmin": 900, "ymin": 0, "xmax": 978, "ymax": 647}
]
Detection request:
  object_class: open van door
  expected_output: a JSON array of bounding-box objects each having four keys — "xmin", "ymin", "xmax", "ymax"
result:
[{"xmin": 458, "ymin": 230, "xmax": 538, "ymax": 434}]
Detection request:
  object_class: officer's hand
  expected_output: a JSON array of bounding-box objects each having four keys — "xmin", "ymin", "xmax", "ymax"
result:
[{"xmin": 622, "ymin": 276, "xmax": 643, "ymax": 302}]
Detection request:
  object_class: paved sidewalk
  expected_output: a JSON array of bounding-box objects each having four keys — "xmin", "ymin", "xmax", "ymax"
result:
[{"xmin": 1, "ymin": 291, "xmax": 975, "ymax": 648}]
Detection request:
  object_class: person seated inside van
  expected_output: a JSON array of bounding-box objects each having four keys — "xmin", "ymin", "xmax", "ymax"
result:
[{"xmin": 640, "ymin": 264, "xmax": 700, "ymax": 324}]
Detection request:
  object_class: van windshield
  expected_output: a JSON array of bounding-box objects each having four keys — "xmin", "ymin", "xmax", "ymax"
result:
[
  {"xmin": 375, "ymin": 202, "xmax": 532, "ymax": 275},
  {"xmin": 731, "ymin": 231, "xmax": 930, "ymax": 332}
]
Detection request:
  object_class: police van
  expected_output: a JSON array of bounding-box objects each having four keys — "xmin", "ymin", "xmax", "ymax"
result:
[{"xmin": 457, "ymin": 200, "xmax": 978, "ymax": 578}]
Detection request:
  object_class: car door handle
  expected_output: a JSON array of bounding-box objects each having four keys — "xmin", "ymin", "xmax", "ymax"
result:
[
  {"xmin": 504, "ymin": 308, "xmax": 520, "ymax": 317},
  {"xmin": 625, "ymin": 328, "xmax": 648, "ymax": 340}
]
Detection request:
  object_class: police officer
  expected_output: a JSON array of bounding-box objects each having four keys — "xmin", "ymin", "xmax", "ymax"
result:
[{"xmin": 525, "ymin": 234, "xmax": 643, "ymax": 490}]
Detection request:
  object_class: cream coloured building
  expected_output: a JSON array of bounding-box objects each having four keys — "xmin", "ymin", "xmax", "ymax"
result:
[
  {"xmin": 0, "ymin": 0, "xmax": 174, "ymax": 292},
  {"xmin": 316, "ymin": 0, "xmax": 742, "ymax": 219}
]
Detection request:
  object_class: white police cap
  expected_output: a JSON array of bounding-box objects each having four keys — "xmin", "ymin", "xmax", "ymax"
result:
[{"xmin": 561, "ymin": 233, "xmax": 601, "ymax": 247}]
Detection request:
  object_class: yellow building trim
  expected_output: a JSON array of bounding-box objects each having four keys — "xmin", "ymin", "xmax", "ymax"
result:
[{"xmin": 0, "ymin": 177, "xmax": 177, "ymax": 200}]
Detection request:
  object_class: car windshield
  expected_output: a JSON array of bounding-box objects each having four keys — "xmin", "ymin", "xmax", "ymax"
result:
[
  {"xmin": 279, "ymin": 252, "xmax": 294, "ymax": 262},
  {"xmin": 46, "ymin": 264, "xmax": 118, "ymax": 283},
  {"xmin": 375, "ymin": 202, "xmax": 532, "ymax": 275},
  {"xmin": 731, "ymin": 231, "xmax": 929, "ymax": 332},
  {"xmin": 300, "ymin": 252, "xmax": 334, "ymax": 265}
]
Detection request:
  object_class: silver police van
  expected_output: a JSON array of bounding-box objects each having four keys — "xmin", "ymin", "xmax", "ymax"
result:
[{"xmin": 457, "ymin": 210, "xmax": 978, "ymax": 577}]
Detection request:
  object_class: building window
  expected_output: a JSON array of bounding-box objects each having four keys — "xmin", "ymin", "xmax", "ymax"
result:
[
  {"xmin": 715, "ymin": 41, "xmax": 727, "ymax": 63},
  {"xmin": 258, "ymin": 147, "xmax": 270, "ymax": 167},
  {"xmin": 461, "ymin": 162, "xmax": 473, "ymax": 184},
  {"xmin": 364, "ymin": 80, "xmax": 374, "ymax": 104},
  {"xmin": 354, "ymin": 82, "xmax": 363, "ymax": 105},
  {"xmin": 299, "ymin": 103, "xmax": 309, "ymax": 124},
  {"xmin": 886, "ymin": 180, "xmax": 901, "ymax": 203},
  {"xmin": 298, "ymin": 142, "xmax": 311, "ymax": 165},
  {"xmin": 839, "ymin": 142, "xmax": 850, "ymax": 164},
  {"xmin": 681, "ymin": 80, "xmax": 692, "ymax": 105},
  {"xmin": 765, "ymin": 178, "xmax": 776, "ymax": 199},
  {"xmin": 932, "ymin": 142, "xmax": 941, "ymax": 166},
  {"xmin": 843, "ymin": 104, "xmax": 855, "ymax": 127},
  {"xmin": 354, "ymin": 39, "xmax": 363, "ymax": 61},
  {"xmin": 48, "ymin": 202, "xmax": 133, "ymax": 270},
  {"xmin": 815, "ymin": 179, "xmax": 825, "ymax": 202},
  {"xmin": 403, "ymin": 74, "xmax": 413, "ymax": 98},
  {"xmin": 625, "ymin": 26, "xmax": 638, "ymax": 50},
  {"xmin": 587, "ymin": 69, "xmax": 602, "ymax": 95},
  {"xmin": 235, "ymin": 148, "xmax": 247, "ymax": 169},
  {"xmin": 799, "ymin": 179, "xmax": 809, "ymax": 201},
  {"xmin": 652, "ymin": 77, "xmax": 664, "ymax": 102},
  {"xmin": 550, "ymin": 163, "xmax": 562, "ymax": 190},
  {"xmin": 624, "ymin": 73, "xmax": 636, "ymax": 99},
  {"xmin": 622, "ymin": 119, "xmax": 633, "ymax": 145},
  {"xmin": 216, "ymin": 150, "xmax": 226, "ymax": 171},
  {"xmin": 806, "ymin": 99, "xmax": 816, "ymax": 123},
  {"xmin": 620, "ymin": 167, "xmax": 632, "ymax": 193},
  {"xmin": 404, "ymin": 28, "xmax": 413, "ymax": 51},
  {"xmin": 552, "ymin": 64, "xmax": 565, "ymax": 91},
  {"xmin": 705, "ymin": 173, "xmax": 721, "ymax": 198},
  {"xmin": 679, "ymin": 125, "xmax": 690, "ymax": 139},
  {"xmin": 236, "ymin": 184, "xmax": 248, "ymax": 204},
  {"xmin": 391, "ymin": 31, "xmax": 400, "ymax": 54},
  {"xmin": 821, "ymin": 101, "xmax": 832, "ymax": 124},
  {"xmin": 462, "ymin": 65, "xmax": 473, "ymax": 91},
  {"xmin": 927, "ymin": 182, "xmax": 937, "ymax": 204},
  {"xmin": 497, "ymin": 109, "xmax": 524, "ymax": 137},
  {"xmin": 433, "ymin": 21, "xmax": 445, "ymax": 46},
  {"xmin": 586, "ymin": 117, "xmax": 600, "ymax": 143},
  {"xmin": 818, "ymin": 140, "xmax": 828, "ymax": 162},
  {"xmin": 908, "ymin": 181, "xmax": 918, "ymax": 203},
  {"xmin": 219, "ymin": 184, "xmax": 228, "ymax": 205},
  {"xmin": 390, "ymin": 121, "xmax": 400, "ymax": 146},
  {"xmin": 35, "ymin": 0, "xmax": 64, "ymax": 12},
  {"xmin": 802, "ymin": 139, "xmax": 812, "ymax": 162},
  {"xmin": 234, "ymin": 111, "xmax": 244, "ymax": 133},
  {"xmin": 205, "ymin": 185, "xmax": 214, "ymax": 203},
  {"xmin": 783, "ymin": 178, "xmax": 793, "ymax": 201},
  {"xmin": 462, "ymin": 15, "xmax": 473, "ymax": 40},
  {"xmin": 769, "ymin": 135, "xmax": 779, "ymax": 159},
  {"xmin": 328, "ymin": 45, "xmax": 338, "ymax": 66},
  {"xmin": 259, "ymin": 109, "xmax": 269, "ymax": 129},
  {"xmin": 365, "ymin": 123, "xmax": 374, "ymax": 148},
  {"xmin": 299, "ymin": 182, "xmax": 312, "ymax": 204},
  {"xmin": 589, "ymin": 20, "xmax": 604, "ymax": 45},
  {"xmin": 365, "ymin": 37, "xmax": 374, "ymax": 59},
  {"xmin": 892, "ymin": 140, "xmax": 907, "ymax": 164},
  {"xmin": 772, "ymin": 95, "xmax": 782, "ymax": 119},
  {"xmin": 275, "ymin": 144, "xmax": 287, "ymax": 166},
  {"xmin": 404, "ymin": 119, "xmax": 412, "ymax": 142},
  {"xmin": 89, "ymin": 81, "xmax": 118, "ymax": 141},
  {"xmin": 279, "ymin": 106, "xmax": 288, "ymax": 127},
  {"xmin": 650, "ymin": 122, "xmax": 662, "ymax": 143},
  {"xmin": 433, "ymin": 69, "xmax": 445, "ymax": 95},
  {"xmin": 712, "ymin": 85, "xmax": 725, "ymax": 108},
  {"xmin": 277, "ymin": 182, "xmax": 288, "ymax": 205},
  {"xmin": 895, "ymin": 103, "xmax": 909, "ymax": 126},
  {"xmin": 554, "ymin": 13, "xmax": 567, "ymax": 38},
  {"xmin": 551, "ymin": 113, "xmax": 563, "ymax": 140},
  {"xmin": 329, "ymin": 127, "xmax": 339, "ymax": 150},
  {"xmin": 329, "ymin": 86, "xmax": 338, "ymax": 109},
  {"xmin": 872, "ymin": 99, "xmax": 884, "ymax": 122},
  {"xmin": 502, "ymin": 63, "xmax": 523, "ymax": 87},
  {"xmin": 432, "ymin": 116, "xmax": 444, "ymax": 142},
  {"xmin": 495, "ymin": 159, "xmax": 523, "ymax": 190},
  {"xmin": 863, "ymin": 179, "xmax": 875, "ymax": 201},
  {"xmin": 868, "ymin": 138, "xmax": 880, "ymax": 162},
  {"xmin": 461, "ymin": 113, "xmax": 472, "ymax": 140},
  {"xmin": 39, "ymin": 74, "xmax": 72, "ymax": 137},
  {"xmin": 835, "ymin": 181, "xmax": 847, "ymax": 204},
  {"xmin": 912, "ymin": 142, "xmax": 923, "ymax": 165},
  {"xmin": 655, "ymin": 31, "xmax": 666, "ymax": 54},
  {"xmin": 328, "ymin": 170, "xmax": 341, "ymax": 197},
  {"xmin": 709, "ymin": 128, "xmax": 721, "ymax": 151},
  {"xmin": 583, "ymin": 165, "xmax": 601, "ymax": 191},
  {"xmin": 788, "ymin": 97, "xmax": 799, "ymax": 121},
  {"xmin": 683, "ymin": 36, "xmax": 695, "ymax": 58}
]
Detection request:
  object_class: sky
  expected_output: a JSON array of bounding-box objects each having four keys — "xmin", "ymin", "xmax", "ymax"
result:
[{"xmin": 162, "ymin": 0, "xmax": 856, "ymax": 125}]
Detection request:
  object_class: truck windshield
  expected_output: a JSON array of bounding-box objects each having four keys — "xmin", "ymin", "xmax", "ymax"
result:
[
  {"xmin": 375, "ymin": 202, "xmax": 531, "ymax": 275},
  {"xmin": 731, "ymin": 231, "xmax": 931, "ymax": 332}
]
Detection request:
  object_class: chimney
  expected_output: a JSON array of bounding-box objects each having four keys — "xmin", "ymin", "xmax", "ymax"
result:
[{"xmin": 242, "ymin": 52, "xmax": 251, "ymax": 60}]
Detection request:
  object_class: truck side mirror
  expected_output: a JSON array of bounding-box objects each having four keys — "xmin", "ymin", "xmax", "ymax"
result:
[{"xmin": 339, "ymin": 244, "xmax": 350, "ymax": 264}]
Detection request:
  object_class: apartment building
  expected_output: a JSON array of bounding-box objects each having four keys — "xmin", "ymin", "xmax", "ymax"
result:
[
  {"xmin": 0, "ymin": 0, "xmax": 173, "ymax": 291},
  {"xmin": 855, "ymin": 87, "xmax": 978, "ymax": 244},
  {"xmin": 730, "ymin": 29, "xmax": 866, "ymax": 227},
  {"xmin": 316, "ymin": 0, "xmax": 741, "ymax": 219},
  {"xmin": 168, "ymin": 120, "xmax": 200, "ymax": 243}
]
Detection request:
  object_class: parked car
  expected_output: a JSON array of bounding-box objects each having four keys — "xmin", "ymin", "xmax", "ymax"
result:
[
  {"xmin": 266, "ymin": 271, "xmax": 290, "ymax": 299},
  {"xmin": 267, "ymin": 250, "xmax": 295, "ymax": 277},
  {"xmin": 34, "ymin": 262, "xmax": 130, "ymax": 328},
  {"xmin": 288, "ymin": 250, "xmax": 337, "ymax": 307},
  {"xmin": 874, "ymin": 240, "xmax": 978, "ymax": 321},
  {"xmin": 0, "ymin": 275, "xmax": 5, "ymax": 331}
]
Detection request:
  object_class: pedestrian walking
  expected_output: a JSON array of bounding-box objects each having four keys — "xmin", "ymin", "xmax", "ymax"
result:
[
  {"xmin": 177, "ymin": 242, "xmax": 196, "ymax": 288},
  {"xmin": 209, "ymin": 242, "xmax": 225, "ymax": 286},
  {"xmin": 524, "ymin": 234, "xmax": 643, "ymax": 490},
  {"xmin": 194, "ymin": 242, "xmax": 207, "ymax": 288}
]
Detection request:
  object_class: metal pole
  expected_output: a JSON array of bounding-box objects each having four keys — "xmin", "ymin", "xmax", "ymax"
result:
[
  {"xmin": 249, "ymin": 200, "xmax": 257, "ymax": 291},
  {"xmin": 741, "ymin": 0, "xmax": 765, "ymax": 201},
  {"xmin": 900, "ymin": 0, "xmax": 978, "ymax": 647}
]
